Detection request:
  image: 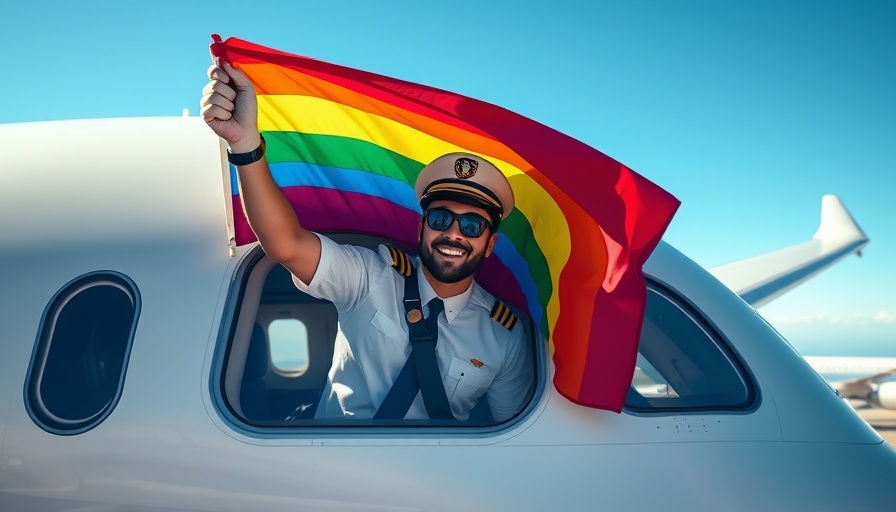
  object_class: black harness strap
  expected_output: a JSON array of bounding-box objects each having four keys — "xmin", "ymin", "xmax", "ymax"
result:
[{"xmin": 375, "ymin": 250, "xmax": 454, "ymax": 420}]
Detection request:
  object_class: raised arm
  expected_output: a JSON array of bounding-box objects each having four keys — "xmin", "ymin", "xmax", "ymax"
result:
[{"xmin": 200, "ymin": 62, "xmax": 321, "ymax": 284}]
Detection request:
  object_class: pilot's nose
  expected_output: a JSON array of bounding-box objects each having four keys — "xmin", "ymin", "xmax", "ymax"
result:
[{"xmin": 443, "ymin": 219, "xmax": 466, "ymax": 239}]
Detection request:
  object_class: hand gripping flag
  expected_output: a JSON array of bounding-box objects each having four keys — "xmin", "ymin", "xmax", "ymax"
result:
[{"xmin": 210, "ymin": 35, "xmax": 680, "ymax": 412}]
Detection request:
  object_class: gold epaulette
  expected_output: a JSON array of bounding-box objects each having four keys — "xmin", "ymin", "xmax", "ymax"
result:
[
  {"xmin": 387, "ymin": 246, "xmax": 413, "ymax": 277},
  {"xmin": 490, "ymin": 300, "xmax": 518, "ymax": 331}
]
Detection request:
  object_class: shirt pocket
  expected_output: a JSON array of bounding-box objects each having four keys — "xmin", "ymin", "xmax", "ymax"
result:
[
  {"xmin": 371, "ymin": 310, "xmax": 407, "ymax": 350},
  {"xmin": 444, "ymin": 357, "xmax": 496, "ymax": 417}
]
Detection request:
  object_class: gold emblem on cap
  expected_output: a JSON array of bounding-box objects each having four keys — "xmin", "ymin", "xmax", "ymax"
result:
[
  {"xmin": 407, "ymin": 309, "xmax": 423, "ymax": 323},
  {"xmin": 454, "ymin": 157, "xmax": 478, "ymax": 179},
  {"xmin": 470, "ymin": 358, "xmax": 484, "ymax": 368}
]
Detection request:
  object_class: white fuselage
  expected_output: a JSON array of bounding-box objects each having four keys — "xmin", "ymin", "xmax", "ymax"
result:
[{"xmin": 1, "ymin": 118, "xmax": 895, "ymax": 511}]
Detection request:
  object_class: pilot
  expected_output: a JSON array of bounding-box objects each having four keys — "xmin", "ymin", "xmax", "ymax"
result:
[{"xmin": 201, "ymin": 63, "xmax": 532, "ymax": 422}]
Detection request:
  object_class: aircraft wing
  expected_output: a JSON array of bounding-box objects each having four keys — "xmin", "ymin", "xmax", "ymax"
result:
[{"xmin": 708, "ymin": 195, "xmax": 869, "ymax": 308}]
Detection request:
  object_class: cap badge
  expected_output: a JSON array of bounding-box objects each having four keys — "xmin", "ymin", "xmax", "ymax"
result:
[
  {"xmin": 454, "ymin": 158, "xmax": 478, "ymax": 179},
  {"xmin": 470, "ymin": 358, "xmax": 485, "ymax": 368}
]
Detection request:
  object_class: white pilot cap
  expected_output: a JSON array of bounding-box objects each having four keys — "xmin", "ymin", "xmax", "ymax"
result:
[{"xmin": 414, "ymin": 152, "xmax": 515, "ymax": 219}]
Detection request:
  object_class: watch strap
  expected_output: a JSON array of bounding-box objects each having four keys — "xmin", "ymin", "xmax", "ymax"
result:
[{"xmin": 227, "ymin": 134, "xmax": 266, "ymax": 166}]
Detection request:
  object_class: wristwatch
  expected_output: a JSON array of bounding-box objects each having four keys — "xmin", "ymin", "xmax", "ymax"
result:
[{"xmin": 227, "ymin": 134, "xmax": 266, "ymax": 166}]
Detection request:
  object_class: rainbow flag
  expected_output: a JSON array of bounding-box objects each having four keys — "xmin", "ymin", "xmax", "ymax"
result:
[{"xmin": 210, "ymin": 35, "xmax": 679, "ymax": 412}]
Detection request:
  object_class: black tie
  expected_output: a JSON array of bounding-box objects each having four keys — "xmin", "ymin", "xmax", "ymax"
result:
[{"xmin": 426, "ymin": 298, "xmax": 444, "ymax": 332}]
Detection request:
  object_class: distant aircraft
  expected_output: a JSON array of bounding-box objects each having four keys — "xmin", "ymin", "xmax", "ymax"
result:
[
  {"xmin": 806, "ymin": 356, "xmax": 896, "ymax": 409},
  {"xmin": 2, "ymin": 116, "xmax": 895, "ymax": 511},
  {"xmin": 707, "ymin": 195, "xmax": 896, "ymax": 411}
]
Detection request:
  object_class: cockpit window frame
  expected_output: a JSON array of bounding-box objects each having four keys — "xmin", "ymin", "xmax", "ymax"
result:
[
  {"xmin": 209, "ymin": 241, "xmax": 547, "ymax": 437},
  {"xmin": 624, "ymin": 278, "xmax": 759, "ymax": 414}
]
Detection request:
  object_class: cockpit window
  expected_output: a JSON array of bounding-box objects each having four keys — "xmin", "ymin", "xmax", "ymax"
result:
[
  {"xmin": 25, "ymin": 271, "xmax": 140, "ymax": 435},
  {"xmin": 626, "ymin": 282, "xmax": 755, "ymax": 411},
  {"xmin": 214, "ymin": 242, "xmax": 540, "ymax": 430}
]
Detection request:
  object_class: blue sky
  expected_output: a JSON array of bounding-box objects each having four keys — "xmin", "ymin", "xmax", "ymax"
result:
[{"xmin": 2, "ymin": 1, "xmax": 894, "ymax": 355}]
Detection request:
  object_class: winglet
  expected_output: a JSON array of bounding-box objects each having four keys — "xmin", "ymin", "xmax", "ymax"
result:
[
  {"xmin": 709, "ymin": 195, "xmax": 869, "ymax": 308},
  {"xmin": 812, "ymin": 194, "xmax": 868, "ymax": 243}
]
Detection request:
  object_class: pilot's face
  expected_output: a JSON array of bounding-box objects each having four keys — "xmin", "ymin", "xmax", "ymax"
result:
[{"xmin": 418, "ymin": 199, "xmax": 497, "ymax": 284}]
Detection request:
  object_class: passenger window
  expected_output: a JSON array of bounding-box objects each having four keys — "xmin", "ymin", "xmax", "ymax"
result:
[
  {"xmin": 626, "ymin": 283, "xmax": 754, "ymax": 411},
  {"xmin": 25, "ymin": 271, "xmax": 140, "ymax": 435},
  {"xmin": 269, "ymin": 318, "xmax": 310, "ymax": 376}
]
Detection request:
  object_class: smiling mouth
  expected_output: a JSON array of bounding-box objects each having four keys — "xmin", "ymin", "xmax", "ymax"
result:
[{"xmin": 434, "ymin": 242, "xmax": 468, "ymax": 258}]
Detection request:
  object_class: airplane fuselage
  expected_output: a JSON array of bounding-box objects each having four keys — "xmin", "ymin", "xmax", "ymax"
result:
[{"xmin": 1, "ymin": 117, "xmax": 895, "ymax": 511}]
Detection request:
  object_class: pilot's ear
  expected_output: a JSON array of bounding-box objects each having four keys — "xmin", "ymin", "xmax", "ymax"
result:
[{"xmin": 484, "ymin": 231, "xmax": 497, "ymax": 258}]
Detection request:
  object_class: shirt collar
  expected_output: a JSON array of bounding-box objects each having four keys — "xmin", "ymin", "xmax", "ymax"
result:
[{"xmin": 415, "ymin": 259, "xmax": 474, "ymax": 324}]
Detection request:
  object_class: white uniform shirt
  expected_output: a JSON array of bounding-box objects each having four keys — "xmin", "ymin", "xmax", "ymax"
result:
[{"xmin": 293, "ymin": 233, "xmax": 533, "ymax": 421}]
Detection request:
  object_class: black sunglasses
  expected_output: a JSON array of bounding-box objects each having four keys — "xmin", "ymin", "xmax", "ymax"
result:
[{"xmin": 424, "ymin": 208, "xmax": 492, "ymax": 238}]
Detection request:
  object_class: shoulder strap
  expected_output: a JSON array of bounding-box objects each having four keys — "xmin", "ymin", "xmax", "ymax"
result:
[
  {"xmin": 490, "ymin": 300, "xmax": 519, "ymax": 331},
  {"xmin": 376, "ymin": 247, "xmax": 454, "ymax": 420}
]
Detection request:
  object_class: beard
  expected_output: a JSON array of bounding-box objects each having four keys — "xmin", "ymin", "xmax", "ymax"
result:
[{"xmin": 419, "ymin": 237, "xmax": 486, "ymax": 284}]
